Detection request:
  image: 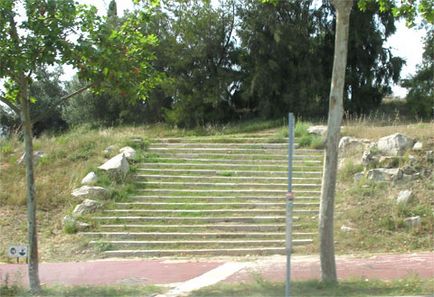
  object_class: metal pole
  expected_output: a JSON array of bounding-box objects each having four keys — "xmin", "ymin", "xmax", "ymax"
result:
[{"xmin": 285, "ymin": 113, "xmax": 295, "ymax": 297}]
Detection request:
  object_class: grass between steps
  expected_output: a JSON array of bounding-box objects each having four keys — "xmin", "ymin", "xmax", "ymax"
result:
[{"xmin": 189, "ymin": 276, "xmax": 433, "ymax": 297}]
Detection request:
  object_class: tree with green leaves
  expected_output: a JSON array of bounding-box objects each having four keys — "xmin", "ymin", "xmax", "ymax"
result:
[
  {"xmin": 0, "ymin": 0, "xmax": 160, "ymax": 293},
  {"xmin": 402, "ymin": 28, "xmax": 433, "ymax": 119}
]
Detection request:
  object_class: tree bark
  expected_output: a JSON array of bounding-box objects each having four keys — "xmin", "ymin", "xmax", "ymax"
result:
[
  {"xmin": 319, "ymin": 0, "xmax": 352, "ymax": 284},
  {"xmin": 19, "ymin": 76, "xmax": 41, "ymax": 294}
]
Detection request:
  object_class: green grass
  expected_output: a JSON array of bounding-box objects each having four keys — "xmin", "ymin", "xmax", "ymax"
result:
[
  {"xmin": 0, "ymin": 284, "xmax": 164, "ymax": 297},
  {"xmin": 189, "ymin": 277, "xmax": 434, "ymax": 297}
]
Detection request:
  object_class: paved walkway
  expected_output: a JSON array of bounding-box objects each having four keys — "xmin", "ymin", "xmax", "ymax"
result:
[{"xmin": 0, "ymin": 252, "xmax": 432, "ymax": 289}]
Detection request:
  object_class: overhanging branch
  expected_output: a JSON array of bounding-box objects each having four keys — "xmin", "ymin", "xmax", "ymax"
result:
[
  {"xmin": 32, "ymin": 83, "xmax": 94, "ymax": 124},
  {"xmin": 0, "ymin": 96, "xmax": 20, "ymax": 115}
]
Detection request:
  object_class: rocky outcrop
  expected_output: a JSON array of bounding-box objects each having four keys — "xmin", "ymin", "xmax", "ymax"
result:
[
  {"xmin": 339, "ymin": 136, "xmax": 368, "ymax": 155},
  {"xmin": 396, "ymin": 190, "xmax": 413, "ymax": 205},
  {"xmin": 81, "ymin": 172, "xmax": 98, "ymax": 185},
  {"xmin": 367, "ymin": 168, "xmax": 403, "ymax": 182},
  {"xmin": 71, "ymin": 185, "xmax": 109, "ymax": 200},
  {"xmin": 72, "ymin": 199, "xmax": 102, "ymax": 217},
  {"xmin": 98, "ymin": 153, "xmax": 129, "ymax": 177},
  {"xmin": 377, "ymin": 133, "xmax": 414, "ymax": 156},
  {"xmin": 119, "ymin": 146, "xmax": 136, "ymax": 160},
  {"xmin": 307, "ymin": 125, "xmax": 327, "ymax": 137}
]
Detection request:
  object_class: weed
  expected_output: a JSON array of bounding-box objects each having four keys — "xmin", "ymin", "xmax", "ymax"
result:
[
  {"xmin": 339, "ymin": 160, "xmax": 364, "ymax": 182},
  {"xmin": 93, "ymin": 241, "xmax": 113, "ymax": 252}
]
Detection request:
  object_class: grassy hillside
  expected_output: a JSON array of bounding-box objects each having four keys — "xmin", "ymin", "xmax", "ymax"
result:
[{"xmin": 0, "ymin": 120, "xmax": 432, "ymax": 262}]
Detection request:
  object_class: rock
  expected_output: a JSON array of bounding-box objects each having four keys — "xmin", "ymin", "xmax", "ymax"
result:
[
  {"xmin": 71, "ymin": 185, "xmax": 109, "ymax": 200},
  {"xmin": 76, "ymin": 222, "xmax": 91, "ymax": 231},
  {"xmin": 98, "ymin": 153, "xmax": 129, "ymax": 177},
  {"xmin": 119, "ymin": 146, "xmax": 136, "ymax": 160},
  {"xmin": 402, "ymin": 173, "xmax": 421, "ymax": 182},
  {"xmin": 412, "ymin": 141, "xmax": 423, "ymax": 151},
  {"xmin": 426, "ymin": 151, "xmax": 433, "ymax": 162},
  {"xmin": 401, "ymin": 165, "xmax": 418, "ymax": 175},
  {"xmin": 354, "ymin": 172, "xmax": 364, "ymax": 182},
  {"xmin": 396, "ymin": 190, "xmax": 413, "ymax": 205},
  {"xmin": 103, "ymin": 145, "xmax": 116, "ymax": 155},
  {"xmin": 378, "ymin": 156, "xmax": 399, "ymax": 168},
  {"xmin": 17, "ymin": 151, "xmax": 45, "ymax": 165},
  {"xmin": 361, "ymin": 146, "xmax": 379, "ymax": 167},
  {"xmin": 81, "ymin": 172, "xmax": 98, "ymax": 185},
  {"xmin": 72, "ymin": 199, "xmax": 102, "ymax": 217},
  {"xmin": 63, "ymin": 215, "xmax": 90, "ymax": 232},
  {"xmin": 404, "ymin": 216, "xmax": 421, "ymax": 228},
  {"xmin": 339, "ymin": 137, "xmax": 368, "ymax": 155},
  {"xmin": 377, "ymin": 133, "xmax": 414, "ymax": 156},
  {"xmin": 307, "ymin": 125, "xmax": 327, "ymax": 136},
  {"xmin": 340, "ymin": 225, "xmax": 356, "ymax": 232},
  {"xmin": 367, "ymin": 168, "xmax": 403, "ymax": 182}
]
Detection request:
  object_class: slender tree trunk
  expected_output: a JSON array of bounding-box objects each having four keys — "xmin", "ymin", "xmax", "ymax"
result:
[
  {"xmin": 19, "ymin": 77, "xmax": 41, "ymax": 294},
  {"xmin": 319, "ymin": 0, "xmax": 352, "ymax": 284}
]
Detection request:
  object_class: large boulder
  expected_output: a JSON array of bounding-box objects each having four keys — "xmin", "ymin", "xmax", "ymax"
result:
[
  {"xmin": 396, "ymin": 190, "xmax": 413, "ymax": 205},
  {"xmin": 307, "ymin": 125, "xmax": 327, "ymax": 137},
  {"xmin": 81, "ymin": 171, "xmax": 98, "ymax": 185},
  {"xmin": 367, "ymin": 168, "xmax": 403, "ymax": 182},
  {"xmin": 71, "ymin": 185, "xmax": 109, "ymax": 200},
  {"xmin": 98, "ymin": 153, "xmax": 129, "ymax": 177},
  {"xmin": 119, "ymin": 146, "xmax": 136, "ymax": 160},
  {"xmin": 18, "ymin": 151, "xmax": 45, "ymax": 165},
  {"xmin": 339, "ymin": 137, "xmax": 368, "ymax": 155},
  {"xmin": 63, "ymin": 215, "xmax": 90, "ymax": 232},
  {"xmin": 72, "ymin": 199, "xmax": 102, "ymax": 217},
  {"xmin": 377, "ymin": 133, "xmax": 414, "ymax": 156},
  {"xmin": 404, "ymin": 216, "xmax": 421, "ymax": 228}
]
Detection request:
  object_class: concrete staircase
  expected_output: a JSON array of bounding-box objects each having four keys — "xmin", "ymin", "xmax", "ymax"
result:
[{"xmin": 81, "ymin": 130, "xmax": 324, "ymax": 257}]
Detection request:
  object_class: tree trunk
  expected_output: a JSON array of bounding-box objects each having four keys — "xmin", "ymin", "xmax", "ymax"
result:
[
  {"xmin": 19, "ymin": 77, "xmax": 41, "ymax": 293},
  {"xmin": 319, "ymin": 0, "xmax": 352, "ymax": 284}
]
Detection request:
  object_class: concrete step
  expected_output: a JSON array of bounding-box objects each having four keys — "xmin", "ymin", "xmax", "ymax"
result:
[
  {"xmin": 134, "ymin": 174, "xmax": 321, "ymax": 182},
  {"xmin": 148, "ymin": 152, "xmax": 319, "ymax": 160},
  {"xmin": 93, "ymin": 216, "xmax": 293, "ymax": 223},
  {"xmin": 139, "ymin": 181, "xmax": 320, "ymax": 189},
  {"xmin": 137, "ymin": 189, "xmax": 321, "ymax": 195},
  {"xmin": 139, "ymin": 162, "xmax": 321, "ymax": 169},
  {"xmin": 149, "ymin": 147, "xmax": 289, "ymax": 153},
  {"xmin": 129, "ymin": 195, "xmax": 319, "ymax": 201},
  {"xmin": 150, "ymin": 143, "xmax": 290, "ymax": 148},
  {"xmin": 82, "ymin": 231, "xmax": 304, "ymax": 238},
  {"xmin": 95, "ymin": 224, "xmax": 299, "ymax": 232},
  {"xmin": 136, "ymin": 168, "xmax": 322, "ymax": 176},
  {"xmin": 102, "ymin": 209, "xmax": 318, "ymax": 215},
  {"xmin": 114, "ymin": 202, "xmax": 319, "ymax": 208},
  {"xmin": 153, "ymin": 157, "xmax": 322, "ymax": 164},
  {"xmin": 101, "ymin": 246, "xmax": 308, "ymax": 257}
]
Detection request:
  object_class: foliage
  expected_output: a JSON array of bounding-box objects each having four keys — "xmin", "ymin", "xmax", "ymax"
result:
[{"xmin": 403, "ymin": 29, "xmax": 433, "ymax": 119}]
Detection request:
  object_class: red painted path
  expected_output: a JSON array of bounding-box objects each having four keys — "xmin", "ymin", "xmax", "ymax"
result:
[{"xmin": 0, "ymin": 252, "xmax": 432, "ymax": 287}]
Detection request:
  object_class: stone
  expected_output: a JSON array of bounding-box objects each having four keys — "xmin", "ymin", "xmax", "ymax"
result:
[
  {"xmin": 404, "ymin": 216, "xmax": 421, "ymax": 228},
  {"xmin": 402, "ymin": 173, "xmax": 421, "ymax": 182},
  {"xmin": 377, "ymin": 133, "xmax": 414, "ymax": 156},
  {"xmin": 412, "ymin": 141, "xmax": 423, "ymax": 151},
  {"xmin": 354, "ymin": 172, "xmax": 364, "ymax": 182},
  {"xmin": 367, "ymin": 168, "xmax": 403, "ymax": 182},
  {"xmin": 63, "ymin": 215, "xmax": 91, "ymax": 232},
  {"xmin": 98, "ymin": 153, "xmax": 129, "ymax": 177},
  {"xmin": 72, "ymin": 199, "xmax": 102, "ymax": 217},
  {"xmin": 307, "ymin": 125, "xmax": 327, "ymax": 136},
  {"xmin": 71, "ymin": 185, "xmax": 109, "ymax": 200},
  {"xmin": 103, "ymin": 145, "xmax": 116, "ymax": 155},
  {"xmin": 119, "ymin": 146, "xmax": 136, "ymax": 160},
  {"xmin": 339, "ymin": 137, "xmax": 368, "ymax": 155},
  {"xmin": 401, "ymin": 165, "xmax": 418, "ymax": 175},
  {"xmin": 17, "ymin": 151, "xmax": 45, "ymax": 165},
  {"xmin": 378, "ymin": 156, "xmax": 399, "ymax": 168},
  {"xmin": 396, "ymin": 190, "xmax": 413, "ymax": 205},
  {"xmin": 361, "ymin": 146, "xmax": 379, "ymax": 167},
  {"xmin": 81, "ymin": 171, "xmax": 98, "ymax": 185},
  {"xmin": 426, "ymin": 151, "xmax": 433, "ymax": 162},
  {"xmin": 340, "ymin": 225, "xmax": 356, "ymax": 233}
]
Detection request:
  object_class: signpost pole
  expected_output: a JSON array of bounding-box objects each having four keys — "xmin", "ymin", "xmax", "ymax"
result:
[{"xmin": 285, "ymin": 113, "xmax": 295, "ymax": 297}]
